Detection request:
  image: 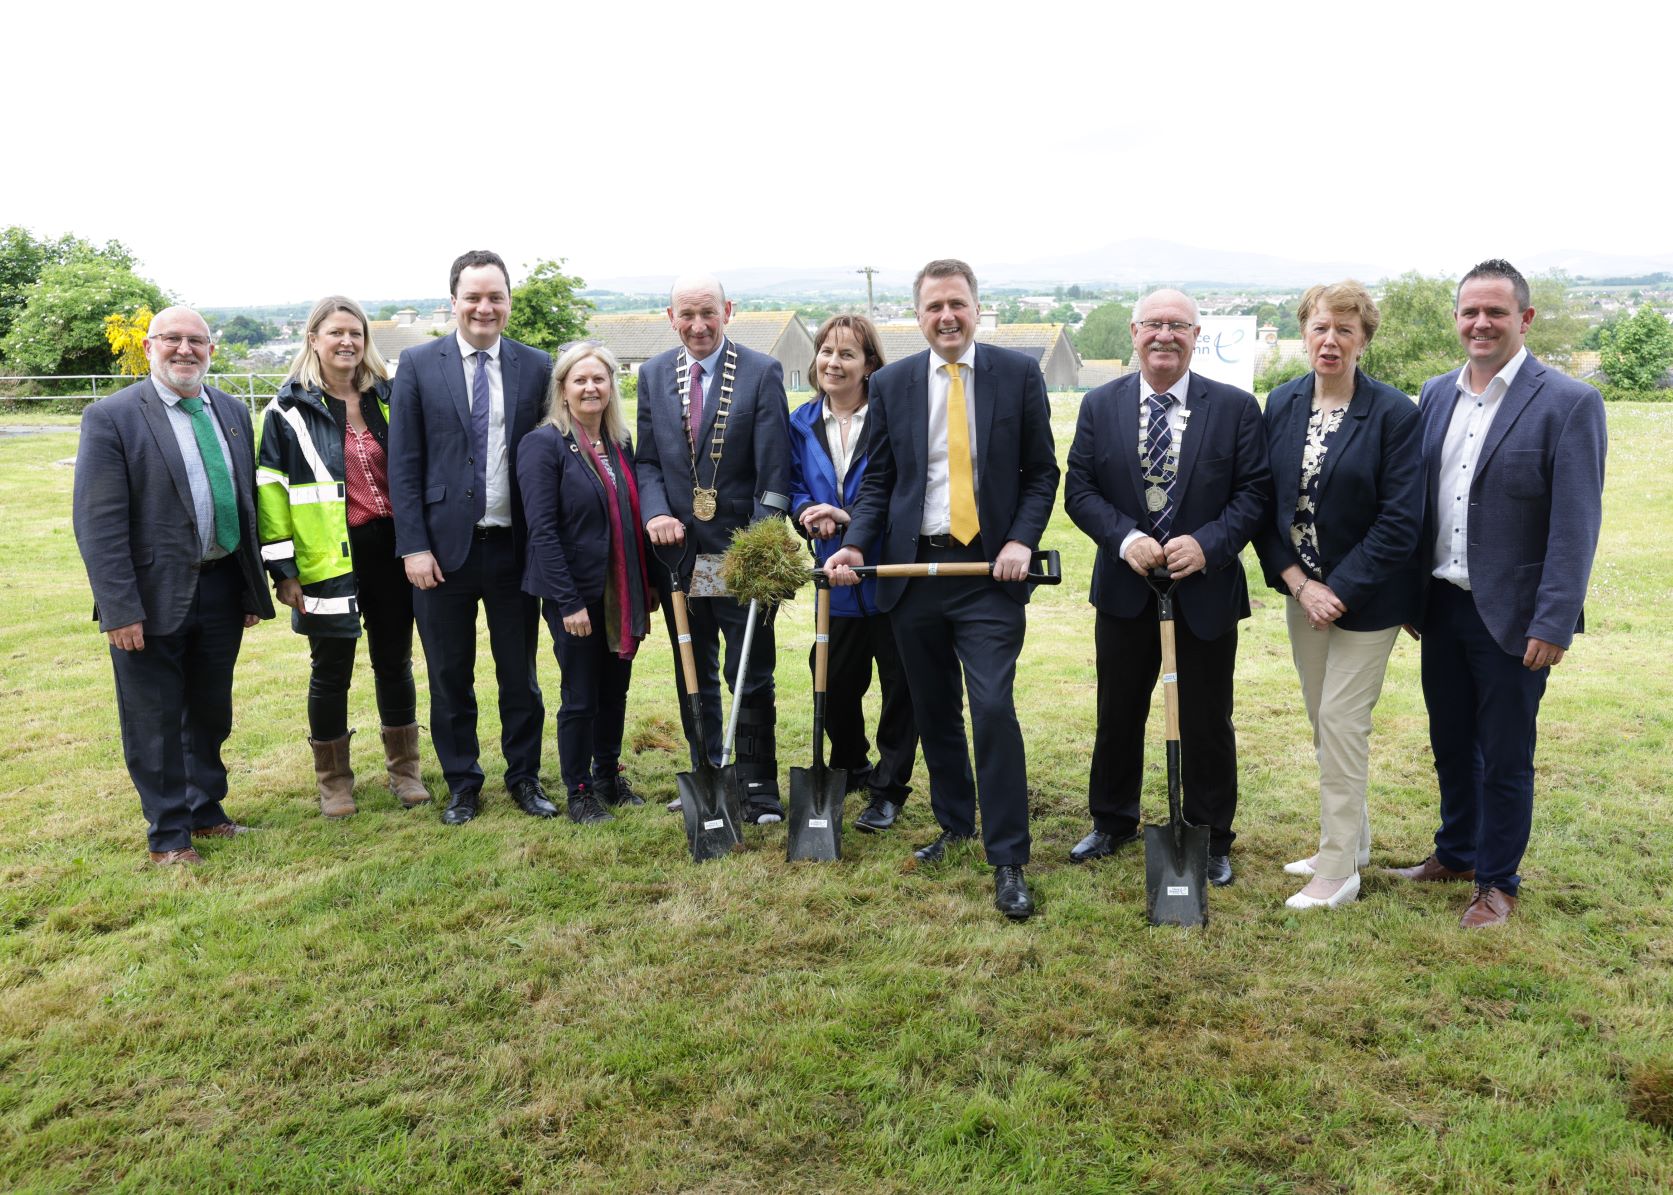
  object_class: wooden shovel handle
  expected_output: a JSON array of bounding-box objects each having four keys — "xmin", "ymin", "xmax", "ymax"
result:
[{"xmin": 669, "ymin": 589, "xmax": 701, "ymax": 698}]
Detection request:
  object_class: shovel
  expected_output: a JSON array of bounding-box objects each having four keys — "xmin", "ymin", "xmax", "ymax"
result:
[
  {"xmin": 660, "ymin": 545, "xmax": 743, "ymax": 863},
  {"xmin": 838, "ymin": 549, "xmax": 1063, "ymax": 584},
  {"xmin": 787, "ymin": 577, "xmax": 847, "ymax": 862},
  {"xmin": 1142, "ymin": 567, "xmax": 1210, "ymax": 927}
]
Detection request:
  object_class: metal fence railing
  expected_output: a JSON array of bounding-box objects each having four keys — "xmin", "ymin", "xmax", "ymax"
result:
[{"xmin": 0, "ymin": 374, "xmax": 288, "ymax": 414}]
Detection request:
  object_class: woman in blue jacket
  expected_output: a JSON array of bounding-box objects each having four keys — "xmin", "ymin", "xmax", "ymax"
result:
[
  {"xmin": 789, "ymin": 315, "xmax": 918, "ymax": 833},
  {"xmin": 517, "ymin": 343, "xmax": 654, "ymax": 824},
  {"xmin": 1253, "ymin": 281, "xmax": 1423, "ymax": 911}
]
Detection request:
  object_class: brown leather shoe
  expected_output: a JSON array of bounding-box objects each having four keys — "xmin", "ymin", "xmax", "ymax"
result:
[
  {"xmin": 1460, "ymin": 884, "xmax": 1516, "ymax": 928},
  {"xmin": 1385, "ymin": 854, "xmax": 1475, "ymax": 883},
  {"xmin": 191, "ymin": 822, "xmax": 256, "ymax": 839},
  {"xmin": 149, "ymin": 847, "xmax": 204, "ymax": 866}
]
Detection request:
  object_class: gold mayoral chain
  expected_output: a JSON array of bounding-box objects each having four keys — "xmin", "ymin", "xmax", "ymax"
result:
[
  {"xmin": 1139, "ymin": 406, "xmax": 1190, "ymax": 512},
  {"xmin": 678, "ymin": 345, "xmax": 737, "ymax": 522}
]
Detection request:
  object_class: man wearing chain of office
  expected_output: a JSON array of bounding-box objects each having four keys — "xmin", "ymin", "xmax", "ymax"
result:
[
  {"xmin": 1063, "ymin": 288, "xmax": 1270, "ymax": 886},
  {"xmin": 636, "ymin": 274, "xmax": 792, "ymax": 822}
]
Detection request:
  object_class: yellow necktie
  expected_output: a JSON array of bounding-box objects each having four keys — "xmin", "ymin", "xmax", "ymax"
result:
[{"xmin": 945, "ymin": 362, "xmax": 979, "ymax": 545}]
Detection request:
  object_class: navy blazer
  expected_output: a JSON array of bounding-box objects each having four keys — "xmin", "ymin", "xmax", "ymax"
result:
[
  {"xmin": 1253, "ymin": 369, "xmax": 1422, "ymax": 631},
  {"xmin": 517, "ymin": 424, "xmax": 642, "ymax": 617},
  {"xmin": 842, "ymin": 344, "xmax": 1059, "ymax": 610},
  {"xmin": 73, "ymin": 379, "xmax": 274, "ymax": 635},
  {"xmin": 634, "ymin": 338, "xmax": 791, "ymax": 569},
  {"xmin": 1065, "ymin": 371, "xmax": 1271, "ymax": 641},
  {"xmin": 1413, "ymin": 354, "xmax": 1606, "ymax": 655},
  {"xmin": 387, "ymin": 334, "xmax": 552, "ymax": 574}
]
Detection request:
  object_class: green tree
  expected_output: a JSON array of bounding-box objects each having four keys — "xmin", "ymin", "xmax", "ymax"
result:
[
  {"xmin": 218, "ymin": 314, "xmax": 277, "ymax": 347},
  {"xmin": 1581, "ymin": 313, "xmax": 1621, "ymax": 350},
  {"xmin": 503, "ymin": 258, "xmax": 593, "ymax": 353},
  {"xmin": 1074, "ymin": 301, "xmax": 1133, "ymax": 361},
  {"xmin": 1524, "ymin": 272, "xmax": 1584, "ymax": 368},
  {"xmin": 376, "ymin": 304, "xmax": 399, "ymax": 319},
  {"xmin": 0, "ymin": 258, "xmax": 167, "ymax": 376},
  {"xmin": 1600, "ymin": 305, "xmax": 1673, "ymax": 392},
  {"xmin": 1047, "ymin": 302, "xmax": 1082, "ymax": 325},
  {"xmin": 1360, "ymin": 272, "xmax": 1459, "ymax": 394},
  {"xmin": 0, "ymin": 225, "xmax": 137, "ymax": 347}
]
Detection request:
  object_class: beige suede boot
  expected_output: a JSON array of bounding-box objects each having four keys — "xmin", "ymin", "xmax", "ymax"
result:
[
  {"xmin": 380, "ymin": 723, "xmax": 431, "ymax": 807},
  {"xmin": 310, "ymin": 731, "xmax": 356, "ymax": 817}
]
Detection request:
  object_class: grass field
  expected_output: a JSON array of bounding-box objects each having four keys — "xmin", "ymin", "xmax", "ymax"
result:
[{"xmin": 2, "ymin": 397, "xmax": 1671, "ymax": 1193}]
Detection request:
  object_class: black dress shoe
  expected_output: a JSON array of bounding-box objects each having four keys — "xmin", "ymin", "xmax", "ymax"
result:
[
  {"xmin": 1207, "ymin": 854, "xmax": 1234, "ymax": 887},
  {"xmin": 1068, "ymin": 827, "xmax": 1139, "ymax": 864},
  {"xmin": 594, "ymin": 765, "xmax": 644, "ymax": 807},
  {"xmin": 442, "ymin": 790, "xmax": 480, "ymax": 825},
  {"xmin": 912, "ymin": 829, "xmax": 973, "ymax": 864},
  {"xmin": 855, "ymin": 798, "xmax": 901, "ymax": 833},
  {"xmin": 994, "ymin": 865, "xmax": 1035, "ymax": 920},
  {"xmin": 511, "ymin": 779, "xmax": 559, "ymax": 819}
]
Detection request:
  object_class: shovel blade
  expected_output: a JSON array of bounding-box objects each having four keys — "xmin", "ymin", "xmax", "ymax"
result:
[
  {"xmin": 786, "ymin": 764, "xmax": 847, "ymax": 862},
  {"xmin": 678, "ymin": 763, "xmax": 743, "ymax": 863},
  {"xmin": 1143, "ymin": 821, "xmax": 1211, "ymax": 927}
]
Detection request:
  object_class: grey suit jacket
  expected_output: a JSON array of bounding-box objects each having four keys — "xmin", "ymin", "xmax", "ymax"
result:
[
  {"xmin": 1414, "ymin": 354, "xmax": 1607, "ymax": 655},
  {"xmin": 73, "ymin": 379, "xmax": 274, "ymax": 636}
]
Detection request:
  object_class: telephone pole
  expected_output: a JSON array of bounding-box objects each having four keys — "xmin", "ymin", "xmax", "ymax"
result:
[{"xmin": 856, "ymin": 266, "xmax": 878, "ymax": 319}]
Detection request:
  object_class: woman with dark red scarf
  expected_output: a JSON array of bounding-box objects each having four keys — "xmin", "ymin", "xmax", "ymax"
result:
[{"xmin": 517, "ymin": 343, "xmax": 654, "ymax": 823}]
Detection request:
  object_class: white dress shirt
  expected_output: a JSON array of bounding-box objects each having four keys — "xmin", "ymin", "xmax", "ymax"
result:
[
  {"xmin": 1118, "ymin": 370, "xmax": 1192, "ymax": 559},
  {"xmin": 1432, "ymin": 347, "xmax": 1527, "ymax": 588},
  {"xmin": 821, "ymin": 398, "xmax": 868, "ymax": 494},
  {"xmin": 457, "ymin": 331, "xmax": 511, "ymax": 528},
  {"xmin": 921, "ymin": 344, "xmax": 980, "ymax": 535}
]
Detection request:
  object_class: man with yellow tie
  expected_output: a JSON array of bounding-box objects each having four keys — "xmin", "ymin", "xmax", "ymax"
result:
[{"xmin": 827, "ymin": 259, "xmax": 1059, "ymax": 920}]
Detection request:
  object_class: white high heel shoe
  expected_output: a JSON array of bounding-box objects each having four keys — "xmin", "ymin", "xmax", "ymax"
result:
[
  {"xmin": 1285, "ymin": 871, "xmax": 1361, "ymax": 910},
  {"xmin": 1282, "ymin": 850, "xmax": 1371, "ymax": 878}
]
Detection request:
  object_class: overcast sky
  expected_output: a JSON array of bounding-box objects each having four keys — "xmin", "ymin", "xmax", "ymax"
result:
[{"xmin": 12, "ymin": 0, "xmax": 1666, "ymax": 305}]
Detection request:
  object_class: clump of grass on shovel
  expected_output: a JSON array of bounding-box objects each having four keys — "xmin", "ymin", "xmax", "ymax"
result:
[{"xmin": 721, "ymin": 518, "xmax": 810, "ymax": 607}]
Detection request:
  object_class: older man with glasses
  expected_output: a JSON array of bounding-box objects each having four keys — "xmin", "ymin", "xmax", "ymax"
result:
[
  {"xmin": 1063, "ymin": 289, "xmax": 1271, "ymax": 887},
  {"xmin": 73, "ymin": 306, "xmax": 275, "ymax": 866}
]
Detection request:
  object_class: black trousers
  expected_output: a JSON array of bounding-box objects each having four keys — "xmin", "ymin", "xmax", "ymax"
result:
[
  {"xmin": 1089, "ymin": 602, "xmax": 1240, "ymax": 855},
  {"xmin": 545, "ymin": 600, "xmax": 634, "ymax": 797},
  {"xmin": 888, "ymin": 540, "xmax": 1030, "ymax": 866},
  {"xmin": 659, "ymin": 590, "xmax": 779, "ymax": 806},
  {"xmin": 306, "ymin": 518, "xmax": 417, "ymax": 739},
  {"xmin": 109, "ymin": 559, "xmax": 245, "ymax": 853},
  {"xmin": 412, "ymin": 528, "xmax": 544, "ymax": 798},
  {"xmin": 813, "ymin": 611, "xmax": 917, "ymax": 802}
]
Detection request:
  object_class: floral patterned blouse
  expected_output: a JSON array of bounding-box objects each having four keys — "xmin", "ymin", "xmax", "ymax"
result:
[{"xmin": 1289, "ymin": 402, "xmax": 1350, "ymax": 579}]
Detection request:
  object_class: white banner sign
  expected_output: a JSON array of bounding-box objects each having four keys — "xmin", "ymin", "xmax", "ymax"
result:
[{"xmin": 1193, "ymin": 317, "xmax": 1258, "ymax": 393}]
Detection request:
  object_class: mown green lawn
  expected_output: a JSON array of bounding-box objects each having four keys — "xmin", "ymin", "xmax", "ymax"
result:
[{"xmin": 2, "ymin": 398, "xmax": 1670, "ymax": 1193}]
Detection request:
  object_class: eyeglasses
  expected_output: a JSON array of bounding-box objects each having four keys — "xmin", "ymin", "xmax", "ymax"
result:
[
  {"xmin": 151, "ymin": 334, "xmax": 212, "ymax": 350},
  {"xmin": 1136, "ymin": 320, "xmax": 1197, "ymax": 334}
]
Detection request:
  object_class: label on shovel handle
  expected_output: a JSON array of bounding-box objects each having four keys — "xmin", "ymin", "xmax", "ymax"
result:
[
  {"xmin": 1166, "ymin": 885, "xmax": 1191, "ymax": 896},
  {"xmin": 703, "ymin": 818, "xmax": 726, "ymax": 830},
  {"xmin": 807, "ymin": 818, "xmax": 829, "ymax": 829}
]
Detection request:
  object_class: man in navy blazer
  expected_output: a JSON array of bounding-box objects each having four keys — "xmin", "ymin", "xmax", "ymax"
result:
[
  {"xmin": 1063, "ymin": 289, "xmax": 1271, "ymax": 887},
  {"xmin": 827, "ymin": 259, "xmax": 1059, "ymax": 920},
  {"xmin": 636, "ymin": 274, "xmax": 791, "ymax": 822},
  {"xmin": 388, "ymin": 250, "xmax": 554, "ymax": 824},
  {"xmin": 73, "ymin": 306, "xmax": 275, "ymax": 865},
  {"xmin": 1389, "ymin": 259, "xmax": 1606, "ymax": 928}
]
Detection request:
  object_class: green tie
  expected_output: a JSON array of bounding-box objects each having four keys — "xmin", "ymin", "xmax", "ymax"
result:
[{"xmin": 177, "ymin": 396, "xmax": 240, "ymax": 556}]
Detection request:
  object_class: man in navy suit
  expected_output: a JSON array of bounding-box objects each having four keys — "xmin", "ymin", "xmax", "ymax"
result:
[
  {"xmin": 1063, "ymin": 289, "xmax": 1271, "ymax": 887},
  {"xmin": 827, "ymin": 259, "xmax": 1060, "ymax": 920},
  {"xmin": 1388, "ymin": 259, "xmax": 1606, "ymax": 928},
  {"xmin": 388, "ymin": 250, "xmax": 554, "ymax": 824},
  {"xmin": 73, "ymin": 306, "xmax": 275, "ymax": 865},
  {"xmin": 637, "ymin": 274, "xmax": 791, "ymax": 822}
]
